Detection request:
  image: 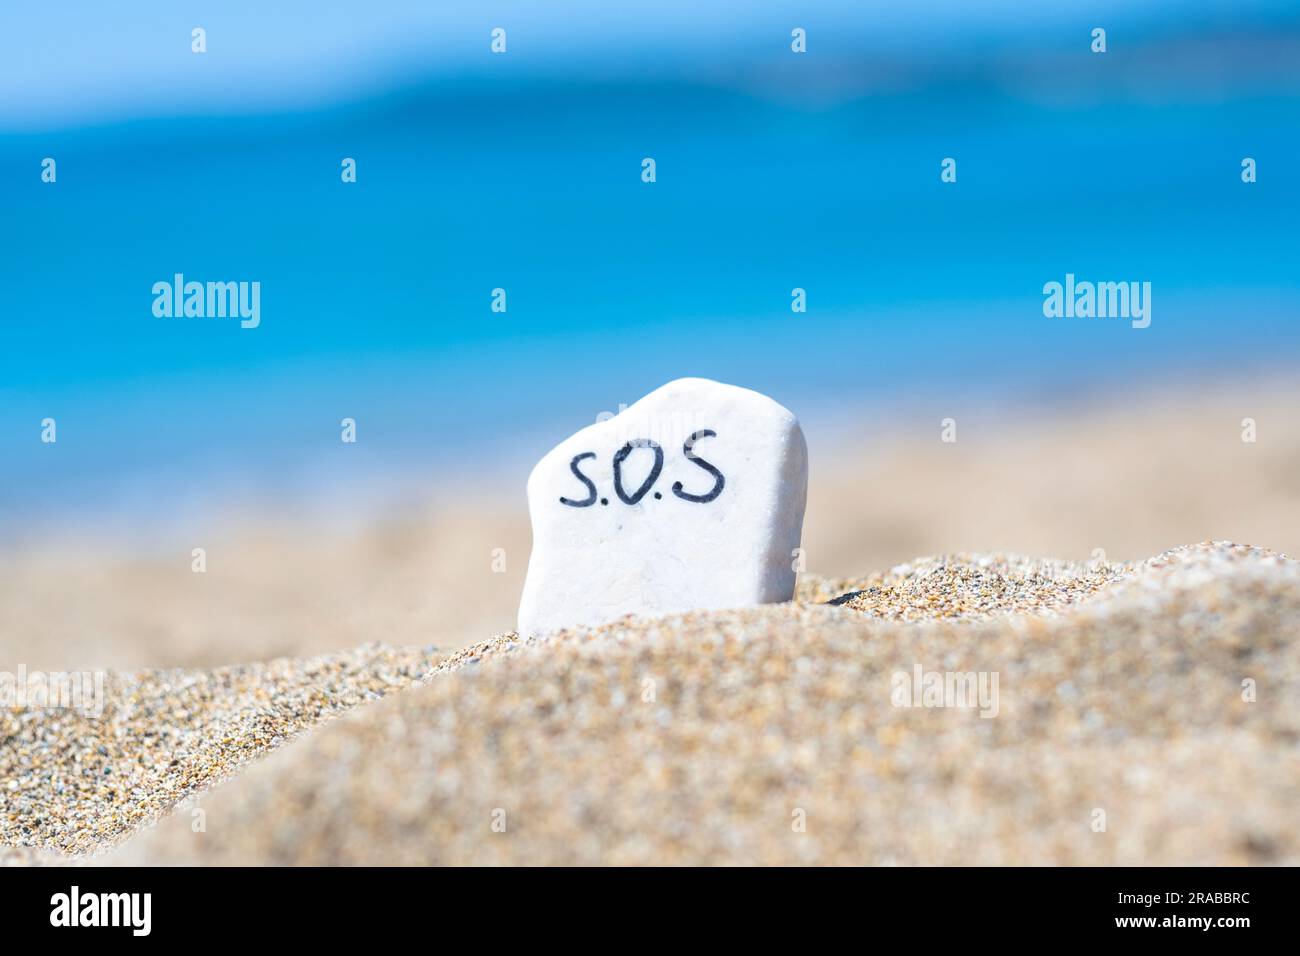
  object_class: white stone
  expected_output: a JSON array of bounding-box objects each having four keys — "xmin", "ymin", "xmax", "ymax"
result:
[{"xmin": 517, "ymin": 378, "xmax": 808, "ymax": 637}]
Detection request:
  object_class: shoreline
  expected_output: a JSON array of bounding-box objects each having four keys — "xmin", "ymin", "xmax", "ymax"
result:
[{"xmin": 4, "ymin": 376, "xmax": 1298, "ymax": 671}]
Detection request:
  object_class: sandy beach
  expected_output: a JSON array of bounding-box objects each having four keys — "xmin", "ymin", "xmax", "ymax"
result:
[
  {"xmin": 0, "ymin": 541, "xmax": 1292, "ymax": 866},
  {"xmin": 2, "ymin": 380, "xmax": 1298, "ymax": 865},
  {"xmin": 5, "ymin": 376, "xmax": 1297, "ymax": 673}
]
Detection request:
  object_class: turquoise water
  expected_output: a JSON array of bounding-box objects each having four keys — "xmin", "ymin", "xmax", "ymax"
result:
[{"xmin": 2, "ymin": 4, "xmax": 1298, "ymax": 536}]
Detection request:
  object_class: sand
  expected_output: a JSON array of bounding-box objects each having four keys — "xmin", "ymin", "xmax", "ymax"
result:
[
  {"xmin": 2, "ymin": 541, "xmax": 1294, "ymax": 866},
  {"xmin": 1, "ymin": 644, "xmax": 441, "ymax": 863},
  {"xmin": 3, "ymin": 379, "xmax": 1298, "ymax": 865}
]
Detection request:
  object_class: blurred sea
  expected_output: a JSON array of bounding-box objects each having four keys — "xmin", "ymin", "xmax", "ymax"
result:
[{"xmin": 1, "ymin": 1, "xmax": 1297, "ymax": 540}]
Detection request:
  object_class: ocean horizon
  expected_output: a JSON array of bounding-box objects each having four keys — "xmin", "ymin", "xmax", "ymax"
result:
[{"xmin": 3, "ymin": 3, "xmax": 1298, "ymax": 540}]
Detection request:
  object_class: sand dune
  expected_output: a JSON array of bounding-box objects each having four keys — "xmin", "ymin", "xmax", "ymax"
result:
[{"xmin": 3, "ymin": 541, "xmax": 1293, "ymax": 866}]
